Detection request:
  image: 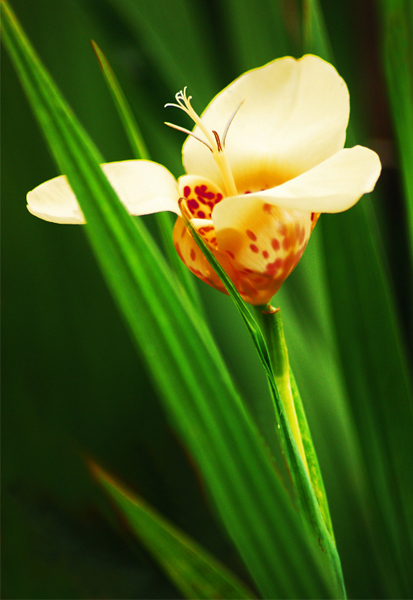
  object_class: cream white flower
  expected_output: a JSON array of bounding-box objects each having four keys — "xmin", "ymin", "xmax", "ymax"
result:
[{"xmin": 27, "ymin": 55, "xmax": 381, "ymax": 305}]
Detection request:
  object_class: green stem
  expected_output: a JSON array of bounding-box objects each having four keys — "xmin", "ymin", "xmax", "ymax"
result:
[
  {"xmin": 253, "ymin": 305, "xmax": 309, "ymax": 475},
  {"xmin": 253, "ymin": 303, "xmax": 336, "ymax": 544}
]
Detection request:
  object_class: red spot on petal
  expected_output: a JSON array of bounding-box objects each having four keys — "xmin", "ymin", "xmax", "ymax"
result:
[
  {"xmin": 271, "ymin": 238, "xmax": 280, "ymax": 250},
  {"xmin": 283, "ymin": 252, "xmax": 295, "ymax": 272},
  {"xmin": 266, "ymin": 258, "xmax": 283, "ymax": 276},
  {"xmin": 197, "ymin": 211, "xmax": 206, "ymax": 219},
  {"xmin": 184, "ymin": 186, "xmax": 191, "ymax": 198},
  {"xmin": 282, "ymin": 237, "xmax": 291, "ymax": 251},
  {"xmin": 263, "ymin": 203, "xmax": 272, "ymax": 214},
  {"xmin": 294, "ymin": 222, "xmax": 300, "ymax": 237},
  {"xmin": 311, "ymin": 212, "xmax": 315, "ymax": 221},
  {"xmin": 250, "ymin": 244, "xmax": 259, "ymax": 253},
  {"xmin": 245, "ymin": 190, "xmax": 251, "ymax": 194},
  {"xmin": 226, "ymin": 251, "xmax": 235, "ymax": 259},
  {"xmin": 190, "ymin": 248, "xmax": 196, "ymax": 261},
  {"xmin": 263, "ymin": 250, "xmax": 269, "ymax": 259},
  {"xmin": 246, "ymin": 230, "xmax": 257, "ymax": 241},
  {"xmin": 187, "ymin": 199, "xmax": 199, "ymax": 210}
]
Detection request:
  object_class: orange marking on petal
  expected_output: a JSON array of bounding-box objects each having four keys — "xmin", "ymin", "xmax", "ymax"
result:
[
  {"xmin": 263, "ymin": 250, "xmax": 269, "ymax": 259},
  {"xmin": 263, "ymin": 203, "xmax": 272, "ymax": 214},
  {"xmin": 250, "ymin": 244, "xmax": 259, "ymax": 253},
  {"xmin": 266, "ymin": 258, "xmax": 283, "ymax": 276},
  {"xmin": 190, "ymin": 248, "xmax": 196, "ymax": 261},
  {"xmin": 282, "ymin": 237, "xmax": 291, "ymax": 251},
  {"xmin": 271, "ymin": 238, "xmax": 280, "ymax": 250},
  {"xmin": 246, "ymin": 230, "xmax": 257, "ymax": 241}
]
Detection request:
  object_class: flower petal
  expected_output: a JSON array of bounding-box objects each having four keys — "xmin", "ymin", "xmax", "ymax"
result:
[
  {"xmin": 213, "ymin": 198, "xmax": 312, "ymax": 286},
  {"xmin": 183, "ymin": 55, "xmax": 350, "ymax": 192},
  {"xmin": 27, "ymin": 174, "xmax": 86, "ymax": 224},
  {"xmin": 219, "ymin": 146, "xmax": 381, "ymax": 214},
  {"xmin": 27, "ymin": 160, "xmax": 180, "ymax": 224},
  {"xmin": 172, "ymin": 216, "xmax": 232, "ymax": 295},
  {"xmin": 178, "ymin": 175, "xmax": 225, "ymax": 220}
]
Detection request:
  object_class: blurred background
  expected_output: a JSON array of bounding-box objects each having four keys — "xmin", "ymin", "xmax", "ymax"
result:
[{"xmin": 2, "ymin": 0, "xmax": 412, "ymax": 598}]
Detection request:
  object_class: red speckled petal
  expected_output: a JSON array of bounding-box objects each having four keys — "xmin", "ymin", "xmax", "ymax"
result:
[
  {"xmin": 178, "ymin": 175, "xmax": 225, "ymax": 220},
  {"xmin": 213, "ymin": 197, "xmax": 312, "ymax": 300},
  {"xmin": 172, "ymin": 216, "xmax": 236, "ymax": 295}
]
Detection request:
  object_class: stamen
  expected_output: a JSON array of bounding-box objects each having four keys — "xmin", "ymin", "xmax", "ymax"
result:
[
  {"xmin": 212, "ymin": 131, "xmax": 223, "ymax": 152},
  {"xmin": 164, "ymin": 122, "xmax": 213, "ymax": 152},
  {"xmin": 222, "ymin": 100, "xmax": 244, "ymax": 147}
]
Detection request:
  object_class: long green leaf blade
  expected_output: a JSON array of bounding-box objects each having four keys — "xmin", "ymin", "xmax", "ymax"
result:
[
  {"xmin": 91, "ymin": 461, "xmax": 257, "ymax": 600},
  {"xmin": 377, "ymin": 0, "xmax": 413, "ymax": 262},
  {"xmin": 302, "ymin": 1, "xmax": 413, "ymax": 596},
  {"xmin": 91, "ymin": 39, "xmax": 204, "ymax": 312}
]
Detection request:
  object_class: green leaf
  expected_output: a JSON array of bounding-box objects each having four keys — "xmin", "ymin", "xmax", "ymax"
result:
[
  {"xmin": 302, "ymin": 1, "xmax": 413, "ymax": 597},
  {"xmin": 91, "ymin": 461, "xmax": 257, "ymax": 600},
  {"xmin": 290, "ymin": 369, "xmax": 334, "ymax": 543},
  {"xmin": 91, "ymin": 39, "xmax": 205, "ymax": 314},
  {"xmin": 1, "ymin": 2, "xmax": 335, "ymax": 597},
  {"xmin": 105, "ymin": 0, "xmax": 218, "ymax": 103},
  {"xmin": 377, "ymin": 0, "xmax": 413, "ymax": 262}
]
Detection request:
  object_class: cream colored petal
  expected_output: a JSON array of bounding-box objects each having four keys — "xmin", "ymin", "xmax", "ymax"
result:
[
  {"xmin": 27, "ymin": 174, "xmax": 86, "ymax": 224},
  {"xmin": 219, "ymin": 146, "xmax": 381, "ymax": 214},
  {"xmin": 183, "ymin": 55, "xmax": 349, "ymax": 192},
  {"xmin": 27, "ymin": 160, "xmax": 180, "ymax": 224}
]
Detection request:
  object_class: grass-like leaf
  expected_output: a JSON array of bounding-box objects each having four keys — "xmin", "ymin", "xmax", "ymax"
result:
[
  {"xmin": 303, "ymin": 1, "xmax": 413, "ymax": 597},
  {"xmin": 91, "ymin": 39, "xmax": 204, "ymax": 313},
  {"xmin": 91, "ymin": 461, "xmax": 257, "ymax": 600},
  {"xmin": 377, "ymin": 0, "xmax": 413, "ymax": 262},
  {"xmin": 1, "ymin": 2, "xmax": 336, "ymax": 597}
]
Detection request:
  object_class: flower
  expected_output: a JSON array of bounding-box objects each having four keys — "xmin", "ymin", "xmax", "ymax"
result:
[{"xmin": 27, "ymin": 55, "xmax": 381, "ymax": 305}]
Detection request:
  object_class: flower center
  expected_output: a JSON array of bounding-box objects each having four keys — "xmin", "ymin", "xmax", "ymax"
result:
[{"xmin": 165, "ymin": 88, "xmax": 241, "ymax": 198}]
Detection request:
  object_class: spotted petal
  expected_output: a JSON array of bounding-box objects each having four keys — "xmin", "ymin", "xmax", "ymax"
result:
[
  {"xmin": 183, "ymin": 55, "xmax": 350, "ymax": 193},
  {"xmin": 213, "ymin": 195, "xmax": 312, "ymax": 295},
  {"xmin": 27, "ymin": 160, "xmax": 180, "ymax": 224},
  {"xmin": 172, "ymin": 216, "xmax": 234, "ymax": 295}
]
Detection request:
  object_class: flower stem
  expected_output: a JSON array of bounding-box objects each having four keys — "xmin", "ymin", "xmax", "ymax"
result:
[{"xmin": 253, "ymin": 305, "xmax": 309, "ymax": 475}]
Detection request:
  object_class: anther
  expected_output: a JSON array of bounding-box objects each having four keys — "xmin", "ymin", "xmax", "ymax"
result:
[{"xmin": 212, "ymin": 131, "xmax": 223, "ymax": 152}]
